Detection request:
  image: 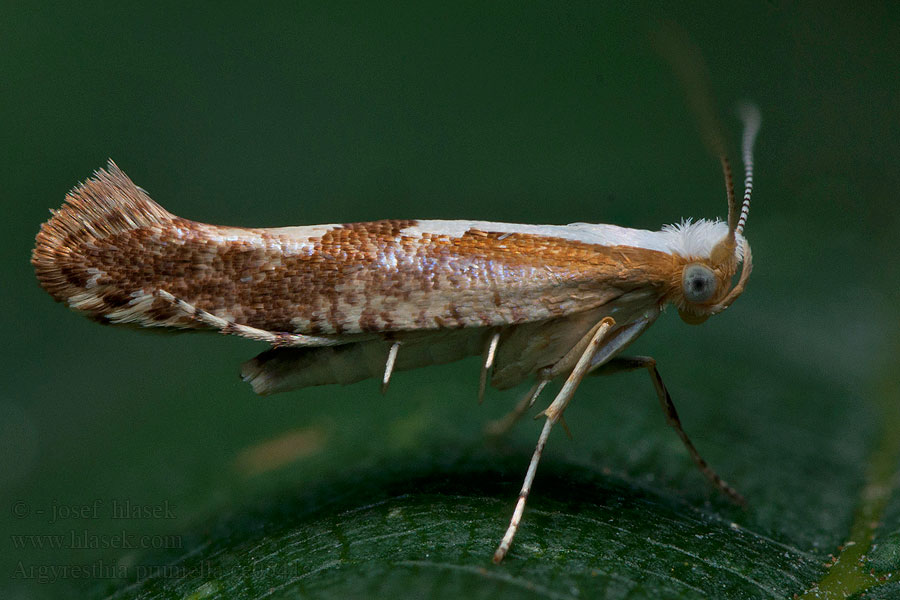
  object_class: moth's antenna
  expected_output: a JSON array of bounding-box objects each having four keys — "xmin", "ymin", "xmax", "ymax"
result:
[
  {"xmin": 720, "ymin": 155, "xmax": 737, "ymax": 237},
  {"xmin": 736, "ymin": 103, "xmax": 761, "ymax": 235},
  {"xmin": 652, "ymin": 22, "xmax": 738, "ymax": 242}
]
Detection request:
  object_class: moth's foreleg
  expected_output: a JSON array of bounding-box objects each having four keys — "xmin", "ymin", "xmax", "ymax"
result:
[
  {"xmin": 493, "ymin": 317, "xmax": 615, "ymax": 563},
  {"xmin": 154, "ymin": 289, "xmax": 341, "ymax": 348},
  {"xmin": 593, "ymin": 356, "xmax": 745, "ymax": 506}
]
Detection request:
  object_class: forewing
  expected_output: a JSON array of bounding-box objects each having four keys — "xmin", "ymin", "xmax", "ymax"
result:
[{"xmin": 34, "ymin": 165, "xmax": 673, "ymax": 344}]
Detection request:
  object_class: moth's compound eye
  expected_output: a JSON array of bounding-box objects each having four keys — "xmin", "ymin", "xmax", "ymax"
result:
[{"xmin": 682, "ymin": 264, "xmax": 717, "ymax": 303}]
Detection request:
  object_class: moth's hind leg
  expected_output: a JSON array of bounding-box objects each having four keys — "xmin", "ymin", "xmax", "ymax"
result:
[
  {"xmin": 592, "ymin": 356, "xmax": 745, "ymax": 506},
  {"xmin": 154, "ymin": 289, "xmax": 341, "ymax": 347}
]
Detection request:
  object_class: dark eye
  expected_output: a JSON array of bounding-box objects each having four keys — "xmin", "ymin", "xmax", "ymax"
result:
[{"xmin": 682, "ymin": 264, "xmax": 717, "ymax": 303}]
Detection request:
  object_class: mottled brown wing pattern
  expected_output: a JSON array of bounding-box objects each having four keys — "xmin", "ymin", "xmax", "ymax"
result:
[{"xmin": 32, "ymin": 163, "xmax": 679, "ymax": 341}]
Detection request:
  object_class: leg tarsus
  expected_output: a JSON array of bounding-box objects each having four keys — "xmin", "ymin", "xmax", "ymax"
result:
[
  {"xmin": 594, "ymin": 356, "xmax": 745, "ymax": 506},
  {"xmin": 493, "ymin": 418, "xmax": 554, "ymax": 563}
]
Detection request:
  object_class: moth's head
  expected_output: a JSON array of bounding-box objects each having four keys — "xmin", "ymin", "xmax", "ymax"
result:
[
  {"xmin": 673, "ymin": 237, "xmax": 752, "ymax": 325},
  {"xmin": 674, "ymin": 103, "xmax": 760, "ymax": 326}
]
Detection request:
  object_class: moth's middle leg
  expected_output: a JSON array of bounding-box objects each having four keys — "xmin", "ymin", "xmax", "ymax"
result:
[
  {"xmin": 483, "ymin": 378, "xmax": 549, "ymax": 439},
  {"xmin": 485, "ymin": 314, "xmax": 622, "ymax": 438}
]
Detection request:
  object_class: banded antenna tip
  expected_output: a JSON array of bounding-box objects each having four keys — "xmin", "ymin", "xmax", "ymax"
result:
[{"xmin": 736, "ymin": 102, "xmax": 761, "ymax": 235}]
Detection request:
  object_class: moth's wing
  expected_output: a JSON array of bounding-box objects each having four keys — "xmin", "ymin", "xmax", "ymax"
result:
[
  {"xmin": 270, "ymin": 225, "xmax": 641, "ymax": 336},
  {"xmin": 35, "ymin": 164, "xmax": 674, "ymax": 347},
  {"xmin": 37, "ymin": 171, "xmax": 662, "ymax": 344}
]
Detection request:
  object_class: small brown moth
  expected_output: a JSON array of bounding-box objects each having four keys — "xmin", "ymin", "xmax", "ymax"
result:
[{"xmin": 32, "ymin": 105, "xmax": 760, "ymax": 563}]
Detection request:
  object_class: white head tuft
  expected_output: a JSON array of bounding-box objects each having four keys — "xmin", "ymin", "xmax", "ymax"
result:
[{"xmin": 660, "ymin": 218, "xmax": 745, "ymax": 261}]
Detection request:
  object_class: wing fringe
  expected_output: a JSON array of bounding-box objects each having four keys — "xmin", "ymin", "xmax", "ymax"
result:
[{"xmin": 32, "ymin": 160, "xmax": 175, "ymax": 307}]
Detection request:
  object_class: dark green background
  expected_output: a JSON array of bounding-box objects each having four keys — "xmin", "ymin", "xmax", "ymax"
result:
[{"xmin": 3, "ymin": 3, "xmax": 898, "ymax": 599}]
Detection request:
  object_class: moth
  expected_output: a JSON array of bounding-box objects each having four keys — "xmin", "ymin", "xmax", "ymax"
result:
[{"xmin": 32, "ymin": 105, "xmax": 760, "ymax": 563}]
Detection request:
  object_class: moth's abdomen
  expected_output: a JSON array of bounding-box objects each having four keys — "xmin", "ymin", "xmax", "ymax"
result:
[{"xmin": 242, "ymin": 328, "xmax": 488, "ymax": 394}]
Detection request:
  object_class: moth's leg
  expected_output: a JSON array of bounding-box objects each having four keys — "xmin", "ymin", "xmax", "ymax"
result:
[
  {"xmin": 484, "ymin": 378, "xmax": 549, "ymax": 438},
  {"xmin": 479, "ymin": 331, "xmax": 501, "ymax": 404},
  {"xmin": 381, "ymin": 341, "xmax": 401, "ymax": 394},
  {"xmin": 154, "ymin": 289, "xmax": 342, "ymax": 348},
  {"xmin": 493, "ymin": 317, "xmax": 615, "ymax": 563},
  {"xmin": 592, "ymin": 356, "xmax": 745, "ymax": 506}
]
